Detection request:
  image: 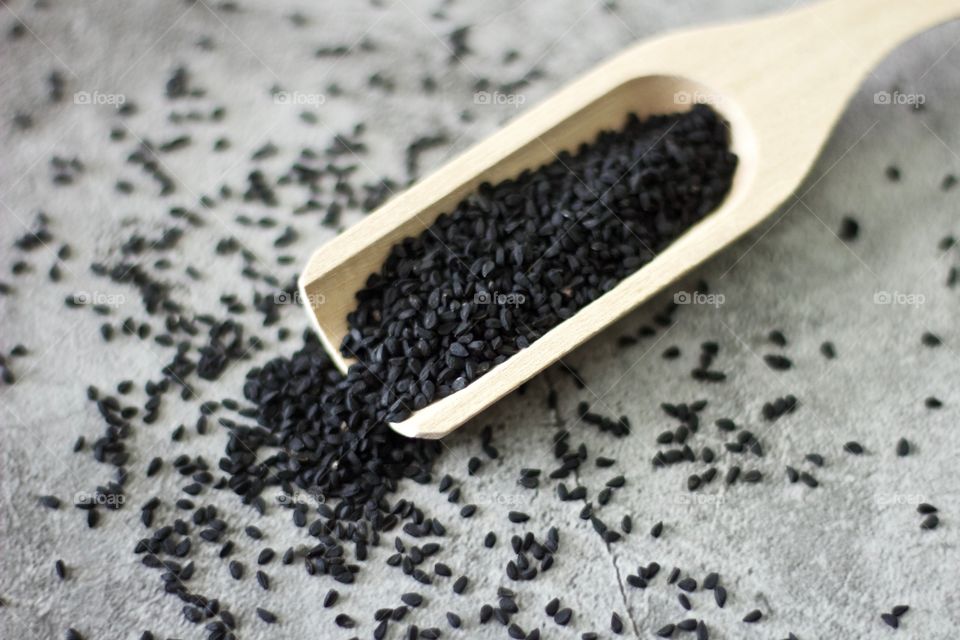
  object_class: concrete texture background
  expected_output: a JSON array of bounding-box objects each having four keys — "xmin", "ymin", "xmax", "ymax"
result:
[{"xmin": 1, "ymin": 0, "xmax": 958, "ymax": 638}]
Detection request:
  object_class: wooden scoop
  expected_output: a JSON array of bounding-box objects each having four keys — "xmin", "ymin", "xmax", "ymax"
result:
[{"xmin": 300, "ymin": 0, "xmax": 959, "ymax": 439}]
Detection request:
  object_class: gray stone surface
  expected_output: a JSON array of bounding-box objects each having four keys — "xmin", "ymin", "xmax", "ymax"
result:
[{"xmin": 1, "ymin": 0, "xmax": 959, "ymax": 638}]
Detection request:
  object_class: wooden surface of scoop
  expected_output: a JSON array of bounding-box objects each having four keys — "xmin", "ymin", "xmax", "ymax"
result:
[{"xmin": 300, "ymin": 0, "xmax": 960, "ymax": 438}]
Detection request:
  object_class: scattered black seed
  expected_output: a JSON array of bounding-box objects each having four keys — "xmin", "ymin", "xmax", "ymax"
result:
[
  {"xmin": 677, "ymin": 577, "xmax": 697, "ymax": 592},
  {"xmin": 714, "ymin": 586, "xmax": 727, "ymax": 608},
  {"xmin": 920, "ymin": 514, "xmax": 939, "ymax": 530},
  {"xmin": 896, "ymin": 438, "xmax": 910, "ymax": 456},
  {"xmin": 256, "ymin": 607, "xmax": 277, "ymax": 623},
  {"xmin": 799, "ymin": 472, "xmax": 819, "ymax": 488},
  {"xmin": 768, "ymin": 330, "xmax": 787, "ymax": 347},
  {"xmin": 703, "ymin": 572, "xmax": 719, "ymax": 590},
  {"xmin": 402, "ymin": 592, "xmax": 424, "ymax": 607},
  {"xmin": 40, "ymin": 495, "xmax": 61, "ymax": 509},
  {"xmin": 555, "ymin": 608, "xmax": 573, "ymax": 626},
  {"xmin": 256, "ymin": 570, "xmax": 269, "ymax": 590},
  {"xmin": 843, "ymin": 441, "xmax": 864, "ymax": 455},
  {"xmin": 881, "ymin": 612, "xmax": 899, "ymax": 628},
  {"xmin": 545, "ymin": 597, "xmax": 560, "ymax": 617},
  {"xmin": 921, "ymin": 332, "xmax": 942, "ymax": 347},
  {"xmin": 820, "ymin": 341, "xmax": 836, "ymax": 359},
  {"xmin": 743, "ymin": 609, "xmax": 762, "ymax": 622},
  {"xmin": 763, "ymin": 354, "xmax": 792, "ymax": 370},
  {"xmin": 838, "ymin": 216, "xmax": 859, "ymax": 241},
  {"xmin": 335, "ymin": 613, "xmax": 356, "ymax": 628},
  {"xmin": 611, "ymin": 612, "xmax": 623, "ymax": 634}
]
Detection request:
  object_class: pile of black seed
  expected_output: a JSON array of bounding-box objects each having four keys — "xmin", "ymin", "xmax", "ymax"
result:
[
  {"xmin": 227, "ymin": 104, "xmax": 736, "ymax": 520},
  {"xmin": 341, "ymin": 104, "xmax": 737, "ymax": 419}
]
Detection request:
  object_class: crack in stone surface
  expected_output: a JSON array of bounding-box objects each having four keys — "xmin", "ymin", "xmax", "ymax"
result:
[{"xmin": 610, "ymin": 552, "xmax": 641, "ymax": 638}]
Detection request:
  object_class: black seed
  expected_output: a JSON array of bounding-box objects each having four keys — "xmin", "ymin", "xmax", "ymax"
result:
[
  {"xmin": 843, "ymin": 441, "xmax": 864, "ymax": 455},
  {"xmin": 651, "ymin": 521, "xmax": 663, "ymax": 538},
  {"xmin": 896, "ymin": 438, "xmax": 910, "ymax": 456},
  {"xmin": 611, "ymin": 612, "xmax": 623, "ymax": 634},
  {"xmin": 763, "ymin": 354, "xmax": 792, "ymax": 370},
  {"xmin": 453, "ymin": 575, "xmax": 468, "ymax": 594},
  {"xmin": 799, "ymin": 472, "xmax": 818, "ymax": 488},
  {"xmin": 401, "ymin": 593, "xmax": 423, "ymax": 607},
  {"xmin": 508, "ymin": 511, "xmax": 529, "ymax": 523},
  {"xmin": 892, "ymin": 604, "xmax": 909, "ymax": 617},
  {"xmin": 546, "ymin": 597, "xmax": 560, "ymax": 616},
  {"xmin": 920, "ymin": 514, "xmax": 939, "ymax": 530},
  {"xmin": 881, "ymin": 612, "xmax": 899, "ymax": 628},
  {"xmin": 703, "ymin": 572, "xmax": 719, "ymax": 589},
  {"xmin": 820, "ymin": 341, "xmax": 836, "ymax": 359},
  {"xmin": 714, "ymin": 586, "xmax": 727, "ymax": 608},
  {"xmin": 838, "ymin": 216, "xmax": 859, "ymax": 241},
  {"xmin": 656, "ymin": 623, "xmax": 675, "ymax": 637},
  {"xmin": 696, "ymin": 620, "xmax": 708, "ymax": 640},
  {"xmin": 677, "ymin": 619, "xmax": 697, "ymax": 631},
  {"xmin": 921, "ymin": 332, "xmax": 942, "ymax": 347},
  {"xmin": 805, "ymin": 453, "xmax": 824, "ymax": 467},
  {"xmin": 256, "ymin": 607, "xmax": 277, "ymax": 623},
  {"xmin": 677, "ymin": 577, "xmax": 697, "ymax": 592},
  {"xmin": 555, "ymin": 608, "xmax": 572, "ymax": 625},
  {"xmin": 40, "ymin": 495, "xmax": 61, "ymax": 509},
  {"xmin": 256, "ymin": 570, "xmax": 269, "ymax": 590},
  {"xmin": 742, "ymin": 609, "xmax": 762, "ymax": 622},
  {"xmin": 335, "ymin": 614, "xmax": 355, "ymax": 628},
  {"xmin": 768, "ymin": 330, "xmax": 787, "ymax": 346}
]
